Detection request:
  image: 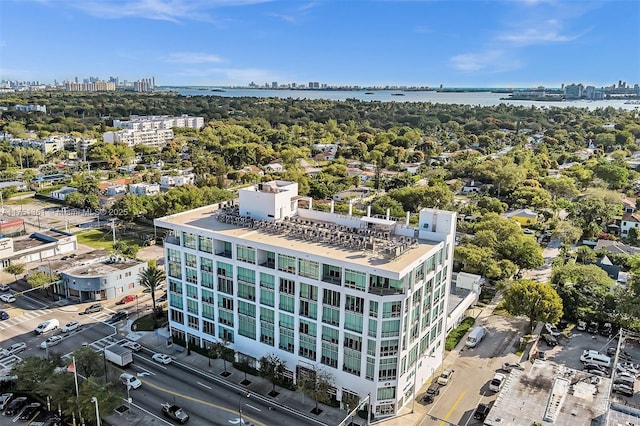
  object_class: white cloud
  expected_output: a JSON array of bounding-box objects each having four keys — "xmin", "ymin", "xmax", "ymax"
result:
[
  {"xmin": 163, "ymin": 52, "xmax": 224, "ymax": 64},
  {"xmin": 498, "ymin": 27, "xmax": 579, "ymax": 45},
  {"xmin": 450, "ymin": 50, "xmax": 521, "ymax": 73},
  {"xmin": 66, "ymin": 0, "xmax": 271, "ymax": 23}
]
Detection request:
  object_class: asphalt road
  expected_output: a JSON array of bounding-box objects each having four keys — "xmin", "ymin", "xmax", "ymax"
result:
[{"xmin": 114, "ymin": 351, "xmax": 327, "ymax": 426}]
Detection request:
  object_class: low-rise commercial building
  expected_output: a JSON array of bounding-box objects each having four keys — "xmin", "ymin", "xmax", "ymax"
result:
[{"xmin": 0, "ymin": 229, "xmax": 77, "ymax": 269}]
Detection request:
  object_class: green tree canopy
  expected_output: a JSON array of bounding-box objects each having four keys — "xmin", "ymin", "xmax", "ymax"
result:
[{"xmin": 501, "ymin": 279, "xmax": 563, "ymax": 333}]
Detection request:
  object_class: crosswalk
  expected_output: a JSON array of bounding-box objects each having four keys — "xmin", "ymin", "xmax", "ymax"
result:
[
  {"xmin": 0, "ymin": 309, "xmax": 49, "ymax": 331},
  {"xmin": 84, "ymin": 309, "xmax": 115, "ymax": 323},
  {"xmin": 0, "ymin": 354, "xmax": 21, "ymax": 370}
]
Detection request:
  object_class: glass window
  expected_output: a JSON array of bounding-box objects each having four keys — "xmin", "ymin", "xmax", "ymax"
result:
[
  {"xmin": 202, "ymin": 303, "xmax": 215, "ymax": 320},
  {"xmin": 300, "ymin": 283, "xmax": 318, "ymax": 301},
  {"xmin": 377, "ymin": 387, "xmax": 396, "ymax": 401},
  {"xmin": 167, "ymin": 248, "xmax": 181, "ymax": 263},
  {"xmin": 168, "ymin": 262, "xmax": 181, "ymax": 279},
  {"xmin": 298, "ymin": 259, "xmax": 319, "ymax": 279},
  {"xmin": 200, "ymin": 257, "xmax": 213, "ymax": 272},
  {"xmin": 381, "ymin": 320, "xmax": 401, "ymax": 337},
  {"xmin": 279, "ymin": 294, "xmax": 295, "ymax": 313},
  {"xmin": 322, "ymin": 306, "xmax": 340, "ymax": 326},
  {"xmin": 185, "ymin": 253, "xmax": 197, "ymax": 268},
  {"xmin": 237, "ymin": 267, "xmax": 255, "ymax": 284},
  {"xmin": 321, "ymin": 342, "xmax": 338, "ymax": 368},
  {"xmin": 186, "ymin": 284, "xmax": 198, "ymax": 299},
  {"xmin": 201, "ymin": 288, "xmax": 214, "ymax": 304},
  {"xmin": 369, "ymin": 301, "xmax": 379, "ymax": 318},
  {"xmin": 322, "ymin": 326, "xmax": 339, "ymax": 343},
  {"xmin": 344, "ymin": 312, "xmax": 363, "ymax": 333},
  {"xmin": 217, "ymin": 262, "xmax": 233, "ymax": 278},
  {"xmin": 279, "ymin": 278, "xmax": 295, "ymax": 295},
  {"xmin": 382, "ymin": 301, "xmax": 402, "ymax": 318},
  {"xmin": 277, "ymin": 254, "xmax": 296, "ymax": 274},
  {"xmin": 345, "ymin": 269, "xmax": 366, "ymax": 291},
  {"xmin": 239, "ymin": 315, "xmax": 256, "ymax": 340},
  {"xmin": 299, "ymin": 299, "xmax": 318, "ymax": 319},
  {"xmin": 187, "ymin": 299, "xmax": 198, "ymax": 315},
  {"xmin": 323, "ymin": 289, "xmax": 340, "ymax": 307},
  {"xmin": 322, "ymin": 264, "xmax": 342, "ymax": 285},
  {"xmin": 345, "ymin": 295, "xmax": 364, "ymax": 313},
  {"xmin": 183, "ymin": 232, "xmax": 196, "ymax": 250},
  {"xmin": 260, "ymin": 307, "xmax": 274, "ymax": 323},
  {"xmin": 237, "ymin": 245, "xmax": 256, "ymax": 264},
  {"xmin": 201, "ymin": 272, "xmax": 214, "ymax": 289},
  {"xmin": 198, "ymin": 235, "xmax": 212, "ymax": 253}
]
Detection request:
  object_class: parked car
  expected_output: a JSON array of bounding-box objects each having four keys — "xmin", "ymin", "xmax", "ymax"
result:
[
  {"xmin": 618, "ymin": 362, "xmax": 640, "ymax": 374},
  {"xmin": 473, "ymin": 403, "xmax": 491, "ymax": 420},
  {"xmin": 0, "ymin": 393, "xmax": 13, "ymax": 411},
  {"xmin": 116, "ymin": 294, "xmax": 137, "ymax": 305},
  {"xmin": 83, "ymin": 304, "xmax": 103, "ymax": 314},
  {"xmin": 121, "ymin": 341, "xmax": 142, "ymax": 352},
  {"xmin": 61, "ymin": 321, "xmax": 80, "ymax": 333},
  {"xmin": 544, "ymin": 323, "xmax": 560, "ymax": 337},
  {"xmin": 119, "ymin": 373, "xmax": 142, "ymax": 389},
  {"xmin": 18, "ymin": 402, "xmax": 41, "ymax": 420},
  {"xmin": 576, "ymin": 320, "xmax": 587, "ymax": 331},
  {"xmin": 1, "ymin": 342, "xmax": 26, "ymax": 357},
  {"xmin": 109, "ymin": 310, "xmax": 128, "ymax": 323},
  {"xmin": 542, "ymin": 333, "xmax": 558, "ymax": 346},
  {"xmin": 40, "ymin": 335, "xmax": 64, "ymax": 349},
  {"xmin": 0, "ymin": 294, "xmax": 16, "ymax": 303},
  {"xmin": 587, "ymin": 321, "xmax": 599, "ymax": 334},
  {"xmin": 161, "ymin": 402, "xmax": 190, "ymax": 423},
  {"xmin": 489, "ymin": 373, "xmax": 506, "ymax": 392},
  {"xmin": 422, "ymin": 383, "xmax": 440, "ymax": 404},
  {"xmin": 437, "ymin": 369, "xmax": 454, "ymax": 386},
  {"xmin": 152, "ymin": 353, "xmax": 172, "ymax": 365},
  {"xmin": 0, "ymin": 311, "xmax": 8, "ymax": 321},
  {"xmin": 0, "ymin": 284, "xmax": 9, "ymax": 292},
  {"xmin": 584, "ymin": 363, "xmax": 608, "ymax": 373},
  {"xmin": 502, "ymin": 363, "xmax": 525, "ymax": 372},
  {"xmin": 157, "ymin": 293, "xmax": 168, "ymax": 303},
  {"xmin": 613, "ymin": 383, "xmax": 635, "ymax": 397},
  {"xmin": 600, "ymin": 322, "xmax": 613, "ymax": 336},
  {"xmin": 3, "ymin": 396, "xmax": 27, "ymax": 416},
  {"xmin": 607, "ymin": 347, "xmax": 617, "ymax": 357}
]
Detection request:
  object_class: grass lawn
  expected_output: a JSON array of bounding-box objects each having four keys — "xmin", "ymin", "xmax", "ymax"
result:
[
  {"xmin": 75, "ymin": 229, "xmax": 143, "ymax": 251},
  {"xmin": 133, "ymin": 312, "xmax": 168, "ymax": 331}
]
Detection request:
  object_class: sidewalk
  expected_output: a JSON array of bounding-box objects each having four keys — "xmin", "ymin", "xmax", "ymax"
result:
[
  {"xmin": 104, "ymin": 320, "xmax": 352, "ymax": 426},
  {"xmin": 372, "ymin": 291, "xmax": 502, "ymax": 426}
]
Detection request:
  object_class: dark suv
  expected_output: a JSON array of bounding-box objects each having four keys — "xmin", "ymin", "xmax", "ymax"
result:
[
  {"xmin": 83, "ymin": 304, "xmax": 103, "ymax": 314},
  {"xmin": 422, "ymin": 383, "xmax": 440, "ymax": 404},
  {"xmin": 473, "ymin": 403, "xmax": 491, "ymax": 420},
  {"xmin": 109, "ymin": 310, "xmax": 128, "ymax": 323}
]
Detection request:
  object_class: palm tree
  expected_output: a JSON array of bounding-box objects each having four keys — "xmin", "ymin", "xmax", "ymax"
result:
[{"xmin": 137, "ymin": 263, "xmax": 165, "ymax": 328}]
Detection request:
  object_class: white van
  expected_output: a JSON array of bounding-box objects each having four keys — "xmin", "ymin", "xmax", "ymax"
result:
[
  {"xmin": 34, "ymin": 319, "xmax": 59, "ymax": 335},
  {"xmin": 466, "ymin": 326, "xmax": 487, "ymax": 348},
  {"xmin": 580, "ymin": 350, "xmax": 611, "ymax": 368}
]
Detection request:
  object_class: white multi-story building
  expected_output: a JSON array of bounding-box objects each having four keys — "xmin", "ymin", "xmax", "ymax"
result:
[
  {"xmin": 160, "ymin": 172, "xmax": 196, "ymax": 189},
  {"xmin": 113, "ymin": 114, "xmax": 204, "ymax": 131},
  {"xmin": 129, "ymin": 183, "xmax": 160, "ymax": 196},
  {"xmin": 103, "ymin": 129, "xmax": 174, "ymax": 147},
  {"xmin": 155, "ymin": 180, "xmax": 456, "ymax": 418}
]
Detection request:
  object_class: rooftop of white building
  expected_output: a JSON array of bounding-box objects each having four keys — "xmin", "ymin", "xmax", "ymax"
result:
[
  {"xmin": 485, "ymin": 360, "xmax": 611, "ymax": 426},
  {"xmin": 155, "ymin": 181, "xmax": 454, "ymax": 276}
]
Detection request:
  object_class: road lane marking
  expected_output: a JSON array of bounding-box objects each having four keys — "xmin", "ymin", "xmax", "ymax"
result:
[
  {"xmin": 197, "ymin": 381, "xmax": 212, "ymax": 389},
  {"xmin": 143, "ymin": 380, "xmax": 266, "ymax": 426},
  {"xmin": 440, "ymin": 391, "xmax": 465, "ymax": 426},
  {"xmin": 246, "ymin": 403, "xmax": 261, "ymax": 412}
]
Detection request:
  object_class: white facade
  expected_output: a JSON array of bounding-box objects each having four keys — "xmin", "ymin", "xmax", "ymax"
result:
[
  {"xmin": 155, "ymin": 180, "xmax": 456, "ymax": 418},
  {"xmin": 103, "ymin": 129, "xmax": 174, "ymax": 147},
  {"xmin": 113, "ymin": 114, "xmax": 204, "ymax": 130},
  {"xmin": 129, "ymin": 183, "xmax": 160, "ymax": 196},
  {"xmin": 50, "ymin": 187, "xmax": 78, "ymax": 201},
  {"xmin": 160, "ymin": 173, "xmax": 195, "ymax": 189}
]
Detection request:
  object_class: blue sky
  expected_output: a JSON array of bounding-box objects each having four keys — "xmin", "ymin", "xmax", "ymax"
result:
[{"xmin": 1, "ymin": 0, "xmax": 638, "ymax": 88}]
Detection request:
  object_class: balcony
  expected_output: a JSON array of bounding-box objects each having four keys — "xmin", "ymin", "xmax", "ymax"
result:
[
  {"xmin": 369, "ymin": 286, "xmax": 405, "ymax": 296},
  {"xmin": 321, "ymin": 276, "xmax": 342, "ymax": 286},
  {"xmin": 215, "ymin": 250, "xmax": 232, "ymax": 259},
  {"xmin": 259, "ymin": 260, "xmax": 276, "ymax": 269},
  {"xmin": 165, "ymin": 235, "xmax": 180, "ymax": 246}
]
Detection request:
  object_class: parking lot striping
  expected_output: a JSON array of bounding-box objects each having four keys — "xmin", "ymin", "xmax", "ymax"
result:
[
  {"xmin": 143, "ymin": 380, "xmax": 266, "ymax": 426},
  {"xmin": 197, "ymin": 381, "xmax": 212, "ymax": 389},
  {"xmin": 440, "ymin": 391, "xmax": 465, "ymax": 426}
]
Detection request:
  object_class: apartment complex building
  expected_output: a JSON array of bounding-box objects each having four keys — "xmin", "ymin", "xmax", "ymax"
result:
[
  {"xmin": 113, "ymin": 114, "xmax": 205, "ymax": 130},
  {"xmin": 103, "ymin": 128, "xmax": 174, "ymax": 147},
  {"xmin": 155, "ymin": 180, "xmax": 456, "ymax": 418}
]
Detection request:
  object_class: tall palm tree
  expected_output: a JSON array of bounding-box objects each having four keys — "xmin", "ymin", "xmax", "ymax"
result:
[{"xmin": 138, "ymin": 264, "xmax": 165, "ymax": 328}]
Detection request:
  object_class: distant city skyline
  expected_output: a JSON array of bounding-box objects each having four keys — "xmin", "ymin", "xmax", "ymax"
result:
[{"xmin": 1, "ymin": 0, "xmax": 638, "ymax": 88}]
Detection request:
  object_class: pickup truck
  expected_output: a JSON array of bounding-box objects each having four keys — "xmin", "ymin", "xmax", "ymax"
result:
[{"xmin": 161, "ymin": 402, "xmax": 190, "ymax": 424}]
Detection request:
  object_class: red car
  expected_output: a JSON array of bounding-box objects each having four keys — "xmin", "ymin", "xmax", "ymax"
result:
[{"xmin": 116, "ymin": 294, "xmax": 137, "ymax": 305}]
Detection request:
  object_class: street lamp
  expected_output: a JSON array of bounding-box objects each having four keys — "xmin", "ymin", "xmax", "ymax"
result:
[
  {"xmin": 90, "ymin": 397, "xmax": 101, "ymax": 426},
  {"xmin": 238, "ymin": 392, "xmax": 250, "ymax": 425},
  {"xmin": 126, "ymin": 385, "xmax": 131, "ymax": 409}
]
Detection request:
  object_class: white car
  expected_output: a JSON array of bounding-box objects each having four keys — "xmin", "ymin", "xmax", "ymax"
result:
[
  {"xmin": 1, "ymin": 342, "xmax": 26, "ymax": 357},
  {"xmin": 121, "ymin": 341, "xmax": 142, "ymax": 352},
  {"xmin": 545, "ymin": 323, "xmax": 560, "ymax": 337},
  {"xmin": 0, "ymin": 294, "xmax": 16, "ymax": 303},
  {"xmin": 40, "ymin": 335, "xmax": 63, "ymax": 349},
  {"xmin": 119, "ymin": 373, "xmax": 142, "ymax": 389},
  {"xmin": 61, "ymin": 321, "xmax": 80, "ymax": 333},
  {"xmin": 489, "ymin": 373, "xmax": 506, "ymax": 392},
  {"xmin": 437, "ymin": 369, "xmax": 454, "ymax": 386},
  {"xmin": 152, "ymin": 353, "xmax": 172, "ymax": 365},
  {"xmin": 0, "ymin": 284, "xmax": 10, "ymax": 292}
]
